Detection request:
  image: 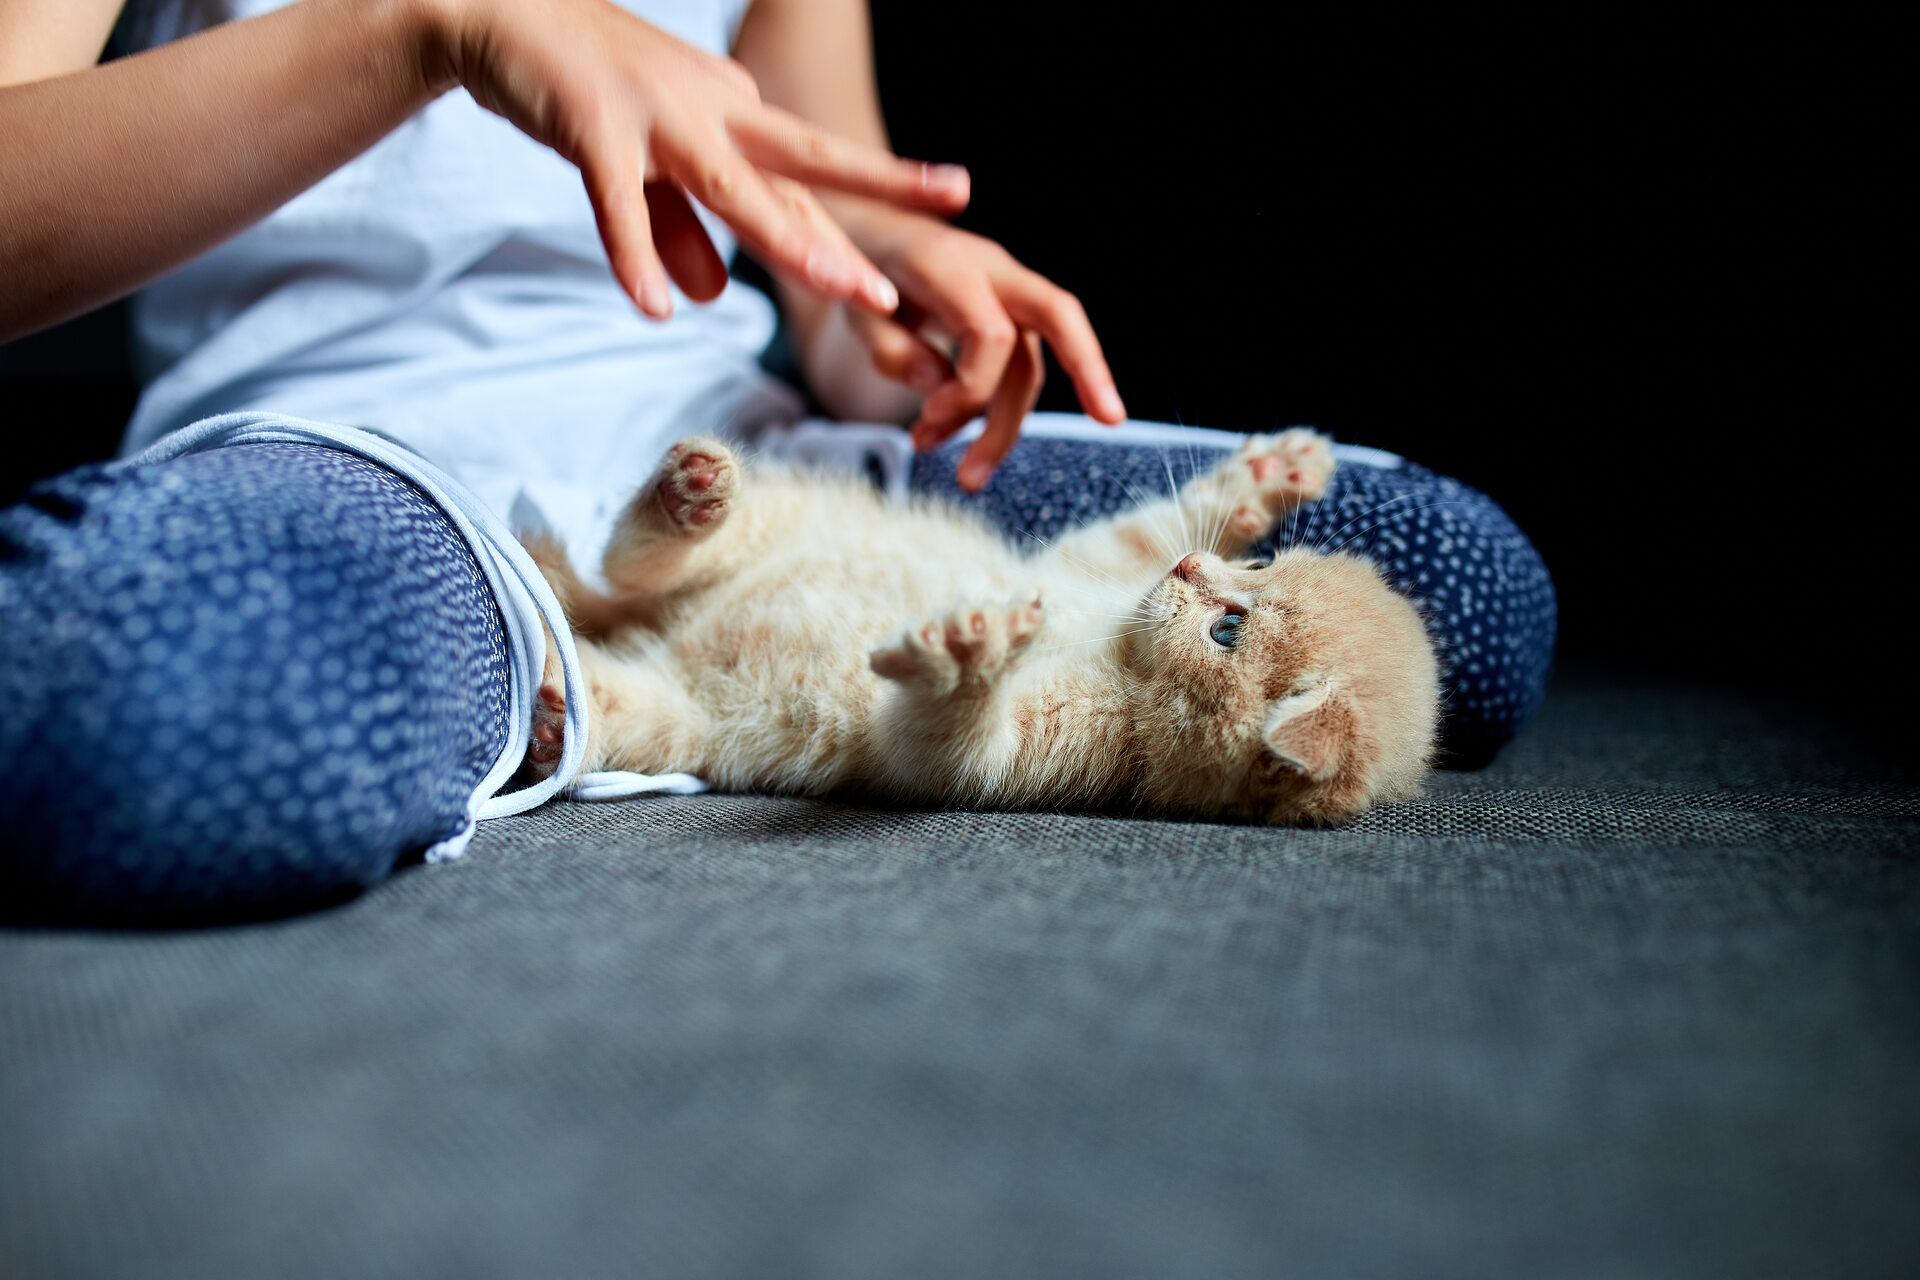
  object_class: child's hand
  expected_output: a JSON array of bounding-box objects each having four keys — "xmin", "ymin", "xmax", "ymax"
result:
[
  {"xmin": 837, "ymin": 213, "xmax": 1127, "ymax": 492},
  {"xmin": 432, "ymin": 0, "xmax": 968, "ymax": 320}
]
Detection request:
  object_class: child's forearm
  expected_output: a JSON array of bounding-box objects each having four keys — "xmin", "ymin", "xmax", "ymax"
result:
[
  {"xmin": 0, "ymin": 0, "xmax": 448, "ymax": 342},
  {"xmin": 1, "ymin": 0, "xmax": 960, "ymax": 345}
]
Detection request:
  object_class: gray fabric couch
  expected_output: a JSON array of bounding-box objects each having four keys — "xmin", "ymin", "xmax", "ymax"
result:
[{"xmin": 4, "ymin": 670, "xmax": 1915, "ymax": 1278}]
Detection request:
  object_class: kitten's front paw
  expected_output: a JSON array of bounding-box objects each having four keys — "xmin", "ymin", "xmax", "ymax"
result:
[
  {"xmin": 871, "ymin": 595, "xmax": 1045, "ymax": 697},
  {"xmin": 649, "ymin": 436, "xmax": 738, "ymax": 535},
  {"xmin": 1236, "ymin": 429, "xmax": 1335, "ymax": 509},
  {"xmin": 1212, "ymin": 429, "xmax": 1337, "ymax": 542}
]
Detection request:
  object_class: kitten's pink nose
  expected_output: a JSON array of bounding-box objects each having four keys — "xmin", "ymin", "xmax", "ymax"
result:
[{"xmin": 1175, "ymin": 553, "xmax": 1205, "ymax": 583}]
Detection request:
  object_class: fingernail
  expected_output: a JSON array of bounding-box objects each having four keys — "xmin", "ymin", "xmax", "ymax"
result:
[
  {"xmin": 1100, "ymin": 388, "xmax": 1127, "ymax": 421},
  {"xmin": 958, "ymin": 459, "xmax": 990, "ymax": 491},
  {"xmin": 868, "ymin": 273, "xmax": 899, "ymax": 312},
  {"xmin": 925, "ymin": 163, "xmax": 970, "ymax": 194},
  {"xmin": 908, "ymin": 355, "xmax": 944, "ymax": 394},
  {"xmin": 641, "ymin": 277, "xmax": 673, "ymax": 319}
]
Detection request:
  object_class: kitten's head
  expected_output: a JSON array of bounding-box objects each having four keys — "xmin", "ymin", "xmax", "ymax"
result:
[{"xmin": 1119, "ymin": 548, "xmax": 1438, "ymax": 824}]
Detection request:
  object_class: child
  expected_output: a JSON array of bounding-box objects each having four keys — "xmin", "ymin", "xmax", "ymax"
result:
[{"xmin": 0, "ymin": 0, "xmax": 1550, "ymax": 922}]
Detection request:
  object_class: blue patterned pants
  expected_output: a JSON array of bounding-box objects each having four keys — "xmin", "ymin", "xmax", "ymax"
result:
[{"xmin": 0, "ymin": 444, "xmax": 511, "ymax": 924}]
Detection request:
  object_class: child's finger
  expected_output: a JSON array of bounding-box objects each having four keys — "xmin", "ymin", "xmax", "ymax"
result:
[
  {"xmin": 579, "ymin": 133, "xmax": 673, "ymax": 319},
  {"xmin": 846, "ymin": 308, "xmax": 951, "ymax": 392},
  {"xmin": 1000, "ymin": 268, "xmax": 1126, "ymax": 423},
  {"xmin": 657, "ymin": 122, "xmax": 895, "ymax": 313},
  {"xmin": 645, "ymin": 183, "xmax": 728, "ymax": 302},
  {"xmin": 730, "ymin": 106, "xmax": 970, "ymax": 215},
  {"xmin": 759, "ymin": 174, "xmax": 902, "ymax": 315},
  {"xmin": 908, "ymin": 269, "xmax": 1018, "ymax": 432},
  {"xmin": 958, "ymin": 330, "xmax": 1045, "ymax": 492}
]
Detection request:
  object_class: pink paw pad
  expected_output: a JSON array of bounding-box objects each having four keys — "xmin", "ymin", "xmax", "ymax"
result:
[
  {"xmin": 1235, "ymin": 429, "xmax": 1335, "ymax": 513},
  {"xmin": 1229, "ymin": 506, "xmax": 1270, "ymax": 540},
  {"xmin": 523, "ymin": 682, "xmax": 567, "ymax": 777},
  {"xmin": 869, "ymin": 594, "xmax": 1045, "ymax": 693},
  {"xmin": 656, "ymin": 439, "xmax": 737, "ymax": 532}
]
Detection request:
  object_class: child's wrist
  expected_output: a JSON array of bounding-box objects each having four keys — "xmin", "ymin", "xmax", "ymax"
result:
[{"xmin": 396, "ymin": 0, "xmax": 476, "ymax": 97}]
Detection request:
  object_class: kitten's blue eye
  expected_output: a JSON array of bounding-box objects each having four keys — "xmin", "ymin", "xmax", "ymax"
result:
[{"xmin": 1209, "ymin": 613, "xmax": 1244, "ymax": 649}]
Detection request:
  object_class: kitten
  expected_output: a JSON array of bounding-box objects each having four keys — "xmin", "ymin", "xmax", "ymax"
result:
[{"xmin": 523, "ymin": 430, "xmax": 1438, "ymax": 825}]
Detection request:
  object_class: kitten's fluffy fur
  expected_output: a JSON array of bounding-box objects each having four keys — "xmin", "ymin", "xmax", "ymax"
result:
[{"xmin": 525, "ymin": 430, "xmax": 1439, "ymax": 824}]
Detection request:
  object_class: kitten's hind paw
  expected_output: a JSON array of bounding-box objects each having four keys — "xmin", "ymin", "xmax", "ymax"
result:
[
  {"xmin": 649, "ymin": 436, "xmax": 738, "ymax": 535},
  {"xmin": 516, "ymin": 637, "xmax": 567, "ymax": 784},
  {"xmin": 522, "ymin": 681, "xmax": 567, "ymax": 781},
  {"xmin": 871, "ymin": 595, "xmax": 1045, "ymax": 698}
]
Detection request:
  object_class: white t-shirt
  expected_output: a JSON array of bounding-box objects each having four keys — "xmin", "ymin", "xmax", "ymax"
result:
[{"xmin": 116, "ymin": 0, "xmax": 803, "ymax": 569}]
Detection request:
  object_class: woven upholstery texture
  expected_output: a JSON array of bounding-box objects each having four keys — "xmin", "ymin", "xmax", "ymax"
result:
[{"xmin": 3, "ymin": 675, "xmax": 1915, "ymax": 1279}]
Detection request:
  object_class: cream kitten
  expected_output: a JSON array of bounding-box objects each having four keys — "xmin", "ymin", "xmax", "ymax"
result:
[{"xmin": 523, "ymin": 430, "xmax": 1439, "ymax": 825}]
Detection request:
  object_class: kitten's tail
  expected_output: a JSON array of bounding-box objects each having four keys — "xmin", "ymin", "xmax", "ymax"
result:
[
  {"xmin": 520, "ymin": 533, "xmax": 582, "ymax": 616},
  {"xmin": 521, "ymin": 532, "xmax": 666, "ymax": 640}
]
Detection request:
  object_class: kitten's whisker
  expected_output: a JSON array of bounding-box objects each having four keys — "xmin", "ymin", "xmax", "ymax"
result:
[
  {"xmin": 1021, "ymin": 530, "xmax": 1140, "ymax": 594},
  {"xmin": 1282, "ymin": 447, "xmax": 1307, "ymax": 552},
  {"xmin": 1313, "ymin": 492, "xmax": 1417, "ymax": 553},
  {"xmin": 1119, "ymin": 481, "xmax": 1182, "ymax": 564},
  {"xmin": 1205, "ymin": 470, "xmax": 1236, "ymax": 556},
  {"xmin": 1052, "ymin": 614, "xmax": 1152, "ymax": 629},
  {"xmin": 1295, "ymin": 474, "xmax": 1323, "ymax": 550},
  {"xmin": 1181, "ymin": 430, "xmax": 1226, "ymax": 555},
  {"xmin": 1211, "ymin": 458, "xmax": 1237, "ymax": 555},
  {"xmin": 1122, "ymin": 477, "xmax": 1178, "ymax": 556},
  {"xmin": 1183, "ymin": 433, "xmax": 1225, "ymax": 556},
  {"xmin": 1322, "ymin": 500, "xmax": 1474, "ymax": 555},
  {"xmin": 1300, "ymin": 478, "xmax": 1334, "ymax": 550},
  {"xmin": 1128, "ymin": 454, "xmax": 1175, "ymax": 552},
  {"xmin": 1160, "ymin": 446, "xmax": 1196, "ymax": 552},
  {"xmin": 1046, "ymin": 591, "xmax": 1151, "ymax": 615},
  {"xmin": 1050, "ymin": 581, "xmax": 1141, "ymax": 607},
  {"xmin": 1021, "ymin": 524, "xmax": 1121, "ymax": 575},
  {"xmin": 1043, "ymin": 583, "xmax": 1152, "ymax": 614},
  {"xmin": 1211, "ymin": 438, "xmax": 1244, "ymax": 557},
  {"xmin": 1041, "ymin": 624, "xmax": 1159, "ymax": 652}
]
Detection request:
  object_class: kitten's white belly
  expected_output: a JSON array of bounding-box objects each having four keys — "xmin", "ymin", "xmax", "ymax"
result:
[{"xmin": 650, "ymin": 478, "xmax": 1148, "ymax": 790}]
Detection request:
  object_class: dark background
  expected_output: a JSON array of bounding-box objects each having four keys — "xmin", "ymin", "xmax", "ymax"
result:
[
  {"xmin": 2, "ymin": 4, "xmax": 1904, "ymax": 726},
  {"xmin": 867, "ymin": 4, "xmax": 1905, "ymax": 725}
]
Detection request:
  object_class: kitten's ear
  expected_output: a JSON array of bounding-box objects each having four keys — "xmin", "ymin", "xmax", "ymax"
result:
[{"xmin": 1261, "ymin": 679, "xmax": 1354, "ymax": 782}]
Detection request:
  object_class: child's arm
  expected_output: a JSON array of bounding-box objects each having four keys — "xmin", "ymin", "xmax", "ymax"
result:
[
  {"xmin": 0, "ymin": 1, "xmax": 122, "ymax": 88},
  {"xmin": 0, "ymin": 0, "xmax": 968, "ymax": 343},
  {"xmin": 0, "ymin": 0, "xmax": 449, "ymax": 342}
]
